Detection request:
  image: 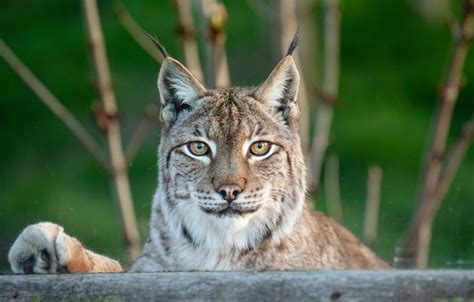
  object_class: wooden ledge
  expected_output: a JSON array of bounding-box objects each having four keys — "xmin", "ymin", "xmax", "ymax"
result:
[{"xmin": 0, "ymin": 270, "xmax": 473, "ymax": 301}]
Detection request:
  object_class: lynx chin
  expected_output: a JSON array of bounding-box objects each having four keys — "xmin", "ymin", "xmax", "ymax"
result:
[{"xmin": 8, "ymin": 33, "xmax": 389, "ymax": 274}]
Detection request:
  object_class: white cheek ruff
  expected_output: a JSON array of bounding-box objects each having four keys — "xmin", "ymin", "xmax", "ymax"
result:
[{"xmin": 152, "ymin": 181, "xmax": 303, "ymax": 269}]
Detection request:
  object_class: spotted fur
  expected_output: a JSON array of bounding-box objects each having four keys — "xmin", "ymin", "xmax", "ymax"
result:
[
  {"xmin": 131, "ymin": 54, "xmax": 388, "ymax": 271},
  {"xmin": 8, "ymin": 51, "xmax": 388, "ymax": 275}
]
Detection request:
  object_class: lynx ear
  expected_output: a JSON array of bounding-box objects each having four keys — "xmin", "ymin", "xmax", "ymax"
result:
[
  {"xmin": 158, "ymin": 58, "xmax": 207, "ymax": 126},
  {"xmin": 254, "ymin": 56, "xmax": 300, "ymax": 125}
]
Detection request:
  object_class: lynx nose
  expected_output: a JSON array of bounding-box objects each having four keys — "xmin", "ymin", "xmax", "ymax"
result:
[{"xmin": 217, "ymin": 185, "xmax": 242, "ymax": 203}]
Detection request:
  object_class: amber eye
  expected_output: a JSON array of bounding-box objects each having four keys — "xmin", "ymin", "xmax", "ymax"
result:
[
  {"xmin": 188, "ymin": 141, "xmax": 209, "ymax": 156},
  {"xmin": 250, "ymin": 141, "xmax": 271, "ymax": 156}
]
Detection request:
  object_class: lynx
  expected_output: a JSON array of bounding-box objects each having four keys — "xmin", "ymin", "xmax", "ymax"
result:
[{"xmin": 8, "ymin": 34, "xmax": 389, "ymax": 274}]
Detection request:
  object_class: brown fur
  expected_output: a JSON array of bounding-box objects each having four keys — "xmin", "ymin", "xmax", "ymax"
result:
[
  {"xmin": 8, "ymin": 50, "xmax": 389, "ymax": 274},
  {"xmin": 64, "ymin": 237, "xmax": 122, "ymax": 273}
]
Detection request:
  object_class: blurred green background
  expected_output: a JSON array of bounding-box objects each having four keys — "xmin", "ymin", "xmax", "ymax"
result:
[{"xmin": 0, "ymin": 0, "xmax": 472, "ymax": 272}]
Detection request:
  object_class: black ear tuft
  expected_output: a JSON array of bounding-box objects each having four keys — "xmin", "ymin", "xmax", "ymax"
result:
[
  {"xmin": 144, "ymin": 31, "xmax": 169, "ymax": 59},
  {"xmin": 286, "ymin": 27, "xmax": 303, "ymax": 56}
]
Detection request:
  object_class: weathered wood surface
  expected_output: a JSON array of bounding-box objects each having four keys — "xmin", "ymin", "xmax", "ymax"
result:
[{"xmin": 0, "ymin": 270, "xmax": 473, "ymax": 301}]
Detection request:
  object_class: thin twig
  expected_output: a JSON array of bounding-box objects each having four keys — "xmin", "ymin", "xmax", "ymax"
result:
[
  {"xmin": 398, "ymin": 118, "xmax": 474, "ymax": 268},
  {"xmin": 199, "ymin": 0, "xmax": 230, "ymax": 88},
  {"xmin": 297, "ymin": 0, "xmax": 319, "ymax": 91},
  {"xmin": 436, "ymin": 117, "xmax": 474, "ymax": 198},
  {"xmin": 363, "ymin": 165, "xmax": 383, "ymax": 245},
  {"xmin": 309, "ymin": 0, "xmax": 340, "ymax": 193},
  {"xmin": 278, "ymin": 0, "xmax": 311, "ymax": 168},
  {"xmin": 0, "ymin": 39, "xmax": 110, "ymax": 172},
  {"xmin": 126, "ymin": 104, "xmax": 159, "ymax": 163},
  {"xmin": 113, "ymin": 2, "xmax": 165, "ymax": 63},
  {"xmin": 83, "ymin": 0, "xmax": 141, "ymax": 261},
  {"xmin": 173, "ymin": 0, "xmax": 204, "ymax": 81},
  {"xmin": 324, "ymin": 154, "xmax": 343, "ymax": 222},
  {"xmin": 397, "ymin": 0, "xmax": 474, "ymax": 268}
]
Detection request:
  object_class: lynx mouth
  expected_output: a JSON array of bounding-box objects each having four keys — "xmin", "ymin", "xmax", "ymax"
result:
[{"xmin": 200, "ymin": 205, "xmax": 260, "ymax": 217}]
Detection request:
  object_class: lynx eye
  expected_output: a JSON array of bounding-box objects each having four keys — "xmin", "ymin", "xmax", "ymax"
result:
[
  {"xmin": 250, "ymin": 141, "xmax": 271, "ymax": 156},
  {"xmin": 187, "ymin": 141, "xmax": 209, "ymax": 156}
]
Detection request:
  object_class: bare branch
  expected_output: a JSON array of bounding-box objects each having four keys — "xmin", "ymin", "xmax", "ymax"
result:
[
  {"xmin": 173, "ymin": 0, "xmax": 204, "ymax": 81},
  {"xmin": 396, "ymin": 0, "xmax": 474, "ymax": 268},
  {"xmin": 0, "ymin": 39, "xmax": 110, "ymax": 172},
  {"xmin": 363, "ymin": 165, "xmax": 383, "ymax": 245},
  {"xmin": 126, "ymin": 104, "xmax": 159, "ymax": 163},
  {"xmin": 82, "ymin": 0, "xmax": 141, "ymax": 261},
  {"xmin": 324, "ymin": 154, "xmax": 343, "ymax": 222},
  {"xmin": 199, "ymin": 0, "xmax": 230, "ymax": 88},
  {"xmin": 436, "ymin": 117, "xmax": 474, "ymax": 201},
  {"xmin": 113, "ymin": 2, "xmax": 165, "ymax": 63},
  {"xmin": 297, "ymin": 0, "xmax": 319, "ymax": 89},
  {"xmin": 309, "ymin": 0, "xmax": 340, "ymax": 193}
]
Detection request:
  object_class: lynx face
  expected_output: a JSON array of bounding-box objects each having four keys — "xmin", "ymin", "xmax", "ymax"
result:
[{"xmin": 156, "ymin": 56, "xmax": 306, "ymax": 250}]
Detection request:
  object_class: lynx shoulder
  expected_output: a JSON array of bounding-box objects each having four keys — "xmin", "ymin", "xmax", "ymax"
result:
[{"xmin": 8, "ymin": 34, "xmax": 389, "ymax": 274}]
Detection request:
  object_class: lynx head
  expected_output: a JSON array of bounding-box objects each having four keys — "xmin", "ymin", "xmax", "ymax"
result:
[{"xmin": 154, "ymin": 34, "xmax": 306, "ymax": 250}]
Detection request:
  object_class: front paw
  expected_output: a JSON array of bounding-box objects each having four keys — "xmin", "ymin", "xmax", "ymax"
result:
[{"xmin": 8, "ymin": 222, "xmax": 71, "ymax": 274}]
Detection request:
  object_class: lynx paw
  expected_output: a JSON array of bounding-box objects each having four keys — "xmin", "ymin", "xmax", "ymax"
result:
[{"xmin": 8, "ymin": 222, "xmax": 73, "ymax": 274}]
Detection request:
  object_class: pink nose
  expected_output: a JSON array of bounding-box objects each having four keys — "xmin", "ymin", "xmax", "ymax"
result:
[{"xmin": 217, "ymin": 185, "xmax": 242, "ymax": 203}]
